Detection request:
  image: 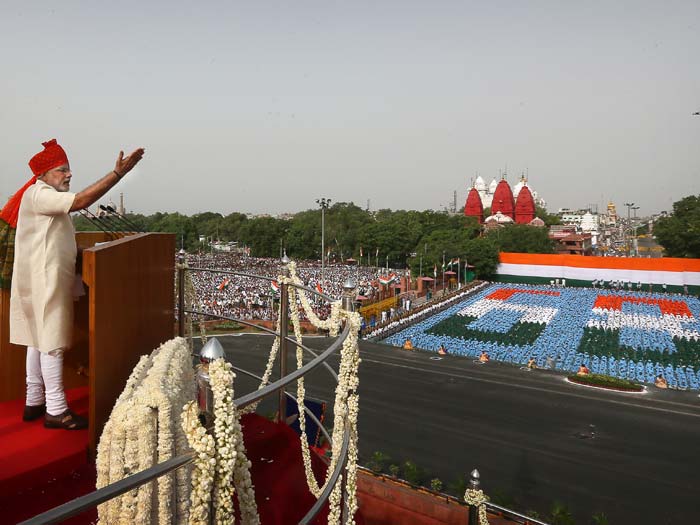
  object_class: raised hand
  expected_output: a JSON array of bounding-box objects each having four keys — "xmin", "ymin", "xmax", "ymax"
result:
[{"xmin": 115, "ymin": 147, "xmax": 145, "ymax": 176}]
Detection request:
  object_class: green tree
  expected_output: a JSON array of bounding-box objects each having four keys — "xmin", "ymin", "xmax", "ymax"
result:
[
  {"xmin": 219, "ymin": 212, "xmax": 247, "ymax": 242},
  {"xmin": 149, "ymin": 212, "xmax": 198, "ymax": 250},
  {"xmin": 535, "ymin": 204, "xmax": 561, "ymax": 226},
  {"xmin": 72, "ymin": 214, "xmax": 101, "ymax": 232},
  {"xmin": 487, "ymin": 224, "xmax": 556, "ymax": 254},
  {"xmin": 654, "ymin": 195, "xmax": 700, "ymax": 257},
  {"xmin": 464, "ymin": 237, "xmax": 499, "ymax": 278},
  {"xmin": 238, "ymin": 216, "xmax": 289, "ymax": 257},
  {"xmin": 286, "ymin": 209, "xmax": 320, "ymax": 260}
]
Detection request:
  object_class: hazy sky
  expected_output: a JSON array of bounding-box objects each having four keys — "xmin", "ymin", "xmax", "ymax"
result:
[{"xmin": 2, "ymin": 1, "xmax": 699, "ymax": 217}]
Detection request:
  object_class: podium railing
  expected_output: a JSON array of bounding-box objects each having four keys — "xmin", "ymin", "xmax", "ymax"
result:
[{"xmin": 20, "ymin": 253, "xmax": 356, "ymax": 525}]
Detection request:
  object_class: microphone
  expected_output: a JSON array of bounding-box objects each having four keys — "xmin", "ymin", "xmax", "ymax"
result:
[
  {"xmin": 77, "ymin": 210, "xmax": 117, "ymax": 240},
  {"xmin": 92, "ymin": 208, "xmax": 123, "ymax": 233},
  {"xmin": 101, "ymin": 205, "xmax": 143, "ymax": 233}
]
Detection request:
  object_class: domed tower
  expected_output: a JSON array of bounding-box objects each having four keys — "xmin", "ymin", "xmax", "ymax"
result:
[
  {"xmin": 464, "ymin": 187, "xmax": 484, "ymax": 223},
  {"xmin": 491, "ymin": 179, "xmax": 515, "ymax": 219},
  {"xmin": 513, "ymin": 175, "xmax": 527, "ymax": 198},
  {"xmin": 514, "ymin": 184, "xmax": 536, "ymax": 224}
]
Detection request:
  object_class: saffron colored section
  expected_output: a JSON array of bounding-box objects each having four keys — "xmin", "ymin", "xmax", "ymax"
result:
[
  {"xmin": 593, "ymin": 295, "xmax": 692, "ymax": 316},
  {"xmin": 486, "ymin": 288, "xmax": 561, "ymax": 300},
  {"xmin": 497, "ymin": 253, "xmax": 700, "ymax": 287}
]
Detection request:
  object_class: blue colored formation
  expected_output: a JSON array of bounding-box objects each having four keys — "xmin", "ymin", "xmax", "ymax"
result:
[{"xmin": 381, "ymin": 283, "xmax": 700, "ymax": 390}]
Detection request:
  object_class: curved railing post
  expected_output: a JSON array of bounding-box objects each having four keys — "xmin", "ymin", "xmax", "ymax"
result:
[
  {"xmin": 468, "ymin": 469, "xmax": 480, "ymax": 524},
  {"xmin": 196, "ymin": 337, "xmax": 226, "ymax": 430},
  {"xmin": 342, "ymin": 277, "xmax": 357, "ymax": 313},
  {"xmin": 177, "ymin": 248, "xmax": 186, "ymax": 337},
  {"xmin": 278, "ymin": 254, "xmax": 290, "ymax": 423}
]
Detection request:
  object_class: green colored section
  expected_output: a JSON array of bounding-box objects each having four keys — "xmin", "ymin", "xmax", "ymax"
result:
[
  {"xmin": 576, "ymin": 327, "xmax": 700, "ymax": 369},
  {"xmin": 567, "ymin": 373, "xmax": 643, "ymax": 391},
  {"xmin": 0, "ymin": 220, "xmax": 16, "ymax": 290},
  {"xmin": 427, "ymin": 315, "xmax": 546, "ymax": 345},
  {"xmin": 494, "ymin": 274, "xmax": 700, "ymax": 297}
]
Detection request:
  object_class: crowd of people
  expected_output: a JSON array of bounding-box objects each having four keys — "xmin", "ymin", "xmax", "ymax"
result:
[
  {"xmin": 361, "ymin": 281, "xmax": 489, "ymax": 340},
  {"xmin": 184, "ymin": 252, "xmax": 398, "ymax": 321}
]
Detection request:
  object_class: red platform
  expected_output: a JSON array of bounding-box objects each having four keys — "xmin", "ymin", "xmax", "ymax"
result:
[{"xmin": 0, "ymin": 388, "xmax": 348, "ymax": 524}]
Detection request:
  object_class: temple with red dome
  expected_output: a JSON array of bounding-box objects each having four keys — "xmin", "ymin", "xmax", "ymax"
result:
[
  {"xmin": 514, "ymin": 185, "xmax": 536, "ymax": 224},
  {"xmin": 464, "ymin": 174, "xmax": 542, "ymax": 226}
]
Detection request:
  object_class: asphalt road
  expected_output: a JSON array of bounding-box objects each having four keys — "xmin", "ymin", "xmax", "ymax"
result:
[{"xmin": 199, "ymin": 334, "xmax": 700, "ymax": 524}]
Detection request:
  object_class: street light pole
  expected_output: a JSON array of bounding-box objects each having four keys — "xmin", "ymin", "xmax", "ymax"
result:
[
  {"xmin": 632, "ymin": 206, "xmax": 640, "ymax": 257},
  {"xmin": 624, "ymin": 202, "xmax": 634, "ymax": 257},
  {"xmin": 316, "ymin": 197, "xmax": 331, "ymax": 290},
  {"xmin": 442, "ymin": 251, "xmax": 445, "ymax": 294}
]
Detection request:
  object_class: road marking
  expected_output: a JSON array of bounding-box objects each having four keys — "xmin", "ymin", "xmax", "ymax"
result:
[{"xmin": 360, "ymin": 357, "xmax": 700, "ymax": 419}]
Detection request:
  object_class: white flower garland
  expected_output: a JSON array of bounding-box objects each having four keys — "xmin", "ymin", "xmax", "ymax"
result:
[
  {"xmin": 210, "ymin": 359, "xmax": 260, "ymax": 525},
  {"xmin": 282, "ymin": 262, "xmax": 362, "ymax": 525},
  {"xmin": 182, "ymin": 359, "xmax": 260, "ymax": 525},
  {"xmin": 182, "ymin": 401, "xmax": 216, "ymax": 525},
  {"xmin": 97, "ymin": 338, "xmax": 195, "ymax": 524},
  {"xmin": 240, "ymin": 308, "xmax": 283, "ymax": 415},
  {"xmin": 464, "ymin": 488, "xmax": 490, "ymax": 525}
]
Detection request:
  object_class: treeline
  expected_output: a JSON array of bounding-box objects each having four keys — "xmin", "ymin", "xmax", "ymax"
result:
[
  {"xmin": 73, "ymin": 203, "xmax": 557, "ymax": 278},
  {"xmin": 653, "ymin": 194, "xmax": 700, "ymax": 258}
]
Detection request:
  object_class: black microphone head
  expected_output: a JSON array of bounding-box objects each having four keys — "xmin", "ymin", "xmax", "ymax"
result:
[
  {"xmin": 107, "ymin": 205, "xmax": 116, "ymax": 212},
  {"xmin": 99, "ymin": 205, "xmax": 108, "ymax": 211}
]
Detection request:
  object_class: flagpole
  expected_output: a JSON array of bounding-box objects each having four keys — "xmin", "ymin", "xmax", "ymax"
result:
[{"xmin": 442, "ymin": 251, "xmax": 445, "ymax": 295}]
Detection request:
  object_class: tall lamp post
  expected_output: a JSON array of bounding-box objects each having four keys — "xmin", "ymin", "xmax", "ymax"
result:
[
  {"xmin": 316, "ymin": 197, "xmax": 331, "ymax": 289},
  {"xmin": 624, "ymin": 202, "xmax": 635, "ymax": 257},
  {"xmin": 631, "ymin": 205, "xmax": 640, "ymax": 256}
]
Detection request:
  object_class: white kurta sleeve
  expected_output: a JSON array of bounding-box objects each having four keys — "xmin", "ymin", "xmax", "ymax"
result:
[{"xmin": 30, "ymin": 184, "xmax": 75, "ymax": 215}]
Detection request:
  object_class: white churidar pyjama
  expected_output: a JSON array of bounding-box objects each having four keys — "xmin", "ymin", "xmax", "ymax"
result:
[{"xmin": 25, "ymin": 346, "xmax": 68, "ymax": 416}]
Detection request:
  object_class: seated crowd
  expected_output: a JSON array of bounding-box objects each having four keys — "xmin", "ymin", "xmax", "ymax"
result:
[{"xmin": 185, "ymin": 252, "xmax": 391, "ymax": 322}]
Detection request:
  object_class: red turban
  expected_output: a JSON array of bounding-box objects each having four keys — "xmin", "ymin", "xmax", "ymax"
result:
[
  {"xmin": 28, "ymin": 139, "xmax": 69, "ymax": 176},
  {"xmin": 0, "ymin": 139, "xmax": 70, "ymax": 227},
  {"xmin": 1, "ymin": 139, "xmax": 71, "ymax": 287}
]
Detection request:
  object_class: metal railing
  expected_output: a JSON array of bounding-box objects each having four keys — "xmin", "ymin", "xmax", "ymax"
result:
[{"xmin": 20, "ymin": 251, "xmax": 356, "ymax": 525}]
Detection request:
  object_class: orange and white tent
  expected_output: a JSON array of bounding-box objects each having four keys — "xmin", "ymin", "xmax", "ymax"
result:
[{"xmin": 497, "ymin": 253, "xmax": 700, "ymax": 287}]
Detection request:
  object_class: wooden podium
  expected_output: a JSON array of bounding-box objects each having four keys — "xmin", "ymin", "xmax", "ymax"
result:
[{"xmin": 0, "ymin": 232, "xmax": 176, "ymax": 456}]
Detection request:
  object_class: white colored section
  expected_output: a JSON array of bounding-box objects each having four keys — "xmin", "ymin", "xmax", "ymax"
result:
[
  {"xmin": 497, "ymin": 263, "xmax": 700, "ymax": 286},
  {"xmin": 587, "ymin": 311, "xmax": 700, "ymax": 340},
  {"xmin": 458, "ymin": 299, "xmax": 558, "ymax": 324}
]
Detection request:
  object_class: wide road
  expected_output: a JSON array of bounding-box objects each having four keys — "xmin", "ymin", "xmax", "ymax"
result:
[{"xmin": 201, "ymin": 333, "xmax": 700, "ymax": 524}]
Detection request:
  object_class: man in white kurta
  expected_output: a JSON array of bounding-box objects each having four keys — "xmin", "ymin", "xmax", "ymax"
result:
[
  {"xmin": 11, "ymin": 180, "xmax": 77, "ymax": 354},
  {"xmin": 8, "ymin": 139, "xmax": 145, "ymax": 430}
]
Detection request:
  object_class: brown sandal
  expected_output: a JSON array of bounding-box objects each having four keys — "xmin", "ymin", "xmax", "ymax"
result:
[
  {"xmin": 44, "ymin": 409, "xmax": 88, "ymax": 430},
  {"xmin": 23, "ymin": 404, "xmax": 46, "ymax": 421}
]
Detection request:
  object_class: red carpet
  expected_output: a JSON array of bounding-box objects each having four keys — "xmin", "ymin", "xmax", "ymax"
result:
[
  {"xmin": 0, "ymin": 387, "xmax": 93, "ymax": 524},
  {"xmin": 0, "ymin": 390, "xmax": 357, "ymax": 524}
]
